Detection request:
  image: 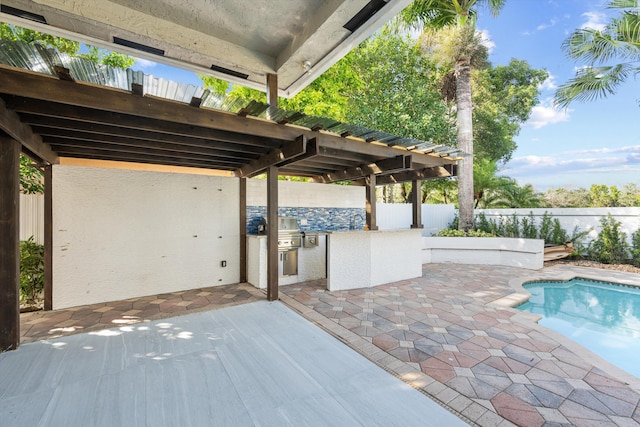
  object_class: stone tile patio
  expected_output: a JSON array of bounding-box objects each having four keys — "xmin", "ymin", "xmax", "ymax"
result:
[
  {"xmin": 15, "ymin": 264, "xmax": 640, "ymax": 426},
  {"xmin": 281, "ymin": 264, "xmax": 640, "ymax": 427}
]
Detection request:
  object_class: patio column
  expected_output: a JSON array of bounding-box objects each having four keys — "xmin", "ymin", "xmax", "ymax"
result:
[
  {"xmin": 239, "ymin": 177, "xmax": 247, "ymax": 283},
  {"xmin": 44, "ymin": 164, "xmax": 53, "ymax": 310},
  {"xmin": 265, "ymin": 73, "xmax": 279, "ymax": 300},
  {"xmin": 365, "ymin": 174, "xmax": 378, "ymax": 231},
  {"xmin": 411, "ymin": 179, "xmax": 423, "ymax": 229},
  {"xmin": 0, "ymin": 136, "xmax": 20, "ymax": 351},
  {"xmin": 266, "ymin": 165, "xmax": 279, "ymax": 301}
]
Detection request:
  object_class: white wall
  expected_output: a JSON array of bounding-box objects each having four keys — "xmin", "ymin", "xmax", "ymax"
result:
[
  {"xmin": 327, "ymin": 229, "xmax": 422, "ymax": 291},
  {"xmin": 53, "ymin": 165, "xmax": 239, "ymax": 309},
  {"xmin": 377, "ymin": 203, "xmax": 456, "ymax": 233},
  {"xmin": 477, "ymin": 207, "xmax": 640, "ymax": 244},
  {"xmin": 247, "ymin": 179, "xmax": 364, "ymax": 208},
  {"xmin": 422, "ymin": 237, "xmax": 544, "ymax": 270}
]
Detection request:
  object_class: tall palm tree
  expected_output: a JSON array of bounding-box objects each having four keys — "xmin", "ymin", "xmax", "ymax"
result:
[
  {"xmin": 400, "ymin": 0, "xmax": 505, "ymax": 231},
  {"xmin": 555, "ymin": 0, "xmax": 640, "ymax": 108}
]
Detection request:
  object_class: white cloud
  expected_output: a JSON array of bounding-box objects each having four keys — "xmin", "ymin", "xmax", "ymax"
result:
[
  {"xmin": 478, "ymin": 29, "xmax": 495, "ymax": 53},
  {"xmin": 134, "ymin": 58, "xmax": 157, "ymax": 69},
  {"xmin": 581, "ymin": 11, "xmax": 607, "ymax": 31},
  {"xmin": 536, "ymin": 18, "xmax": 558, "ymax": 31},
  {"xmin": 524, "ymin": 98, "xmax": 571, "ymax": 129},
  {"xmin": 538, "ymin": 74, "xmax": 557, "ymax": 91}
]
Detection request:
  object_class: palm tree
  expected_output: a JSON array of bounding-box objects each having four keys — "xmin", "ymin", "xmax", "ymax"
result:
[
  {"xmin": 555, "ymin": 0, "xmax": 640, "ymax": 108},
  {"xmin": 400, "ymin": 0, "xmax": 505, "ymax": 231}
]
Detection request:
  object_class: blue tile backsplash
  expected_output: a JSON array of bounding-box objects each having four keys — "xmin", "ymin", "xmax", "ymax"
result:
[{"xmin": 246, "ymin": 206, "xmax": 366, "ymax": 234}]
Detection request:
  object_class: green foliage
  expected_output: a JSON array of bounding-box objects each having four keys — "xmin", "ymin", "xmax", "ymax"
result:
[
  {"xmin": 521, "ymin": 213, "xmax": 538, "ymax": 239},
  {"xmin": 473, "ymin": 59, "xmax": 548, "ymax": 163},
  {"xmin": 588, "ymin": 214, "xmax": 630, "ymax": 264},
  {"xmin": 555, "ymin": 0, "xmax": 640, "ymax": 107},
  {"xmin": 631, "ymin": 229, "xmax": 640, "ymax": 267},
  {"xmin": 20, "ymin": 154, "xmax": 44, "ymax": 194},
  {"xmin": 19, "ymin": 237, "xmax": 45, "ymax": 306},
  {"xmin": 589, "ymin": 184, "xmax": 621, "ymax": 207},
  {"xmin": 437, "ymin": 228, "xmax": 494, "ymax": 237},
  {"xmin": 1, "ymin": 23, "xmax": 133, "ymax": 70}
]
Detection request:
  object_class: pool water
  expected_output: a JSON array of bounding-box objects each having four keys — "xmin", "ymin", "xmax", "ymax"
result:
[{"xmin": 518, "ymin": 278, "xmax": 640, "ymax": 379}]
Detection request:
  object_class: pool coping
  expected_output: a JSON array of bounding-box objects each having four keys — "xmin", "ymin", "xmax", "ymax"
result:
[{"xmin": 491, "ymin": 264, "xmax": 640, "ymax": 392}]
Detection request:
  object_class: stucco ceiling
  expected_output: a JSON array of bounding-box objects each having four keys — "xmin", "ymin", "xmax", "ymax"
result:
[{"xmin": 1, "ymin": 0, "xmax": 411, "ymax": 96}]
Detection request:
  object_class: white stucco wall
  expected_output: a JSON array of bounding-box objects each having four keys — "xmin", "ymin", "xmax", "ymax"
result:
[
  {"xmin": 327, "ymin": 229, "xmax": 422, "ymax": 291},
  {"xmin": 422, "ymin": 237, "xmax": 544, "ymax": 270},
  {"xmin": 53, "ymin": 165, "xmax": 239, "ymax": 309},
  {"xmin": 247, "ymin": 179, "xmax": 364, "ymax": 208}
]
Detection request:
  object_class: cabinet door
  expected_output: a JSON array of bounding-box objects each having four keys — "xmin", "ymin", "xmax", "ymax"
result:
[{"xmin": 282, "ymin": 249, "xmax": 298, "ymax": 276}]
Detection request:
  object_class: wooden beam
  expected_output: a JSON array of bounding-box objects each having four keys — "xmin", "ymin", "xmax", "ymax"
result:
[
  {"xmin": 239, "ymin": 178, "xmax": 247, "ymax": 283},
  {"xmin": 55, "ymin": 150, "xmax": 237, "ymax": 170},
  {"xmin": 266, "ymin": 165, "xmax": 279, "ymax": 301},
  {"xmin": 0, "ymin": 136, "xmax": 20, "ymax": 351},
  {"xmin": 44, "ymin": 165, "xmax": 53, "ymax": 310},
  {"xmin": 236, "ymin": 135, "xmax": 307, "ymax": 178},
  {"xmin": 0, "ymin": 98, "xmax": 58, "ymax": 164},
  {"xmin": 374, "ymin": 165, "xmax": 457, "ymax": 185},
  {"xmin": 39, "ymin": 130, "xmax": 259, "ymax": 161},
  {"xmin": 274, "ymin": 137, "xmax": 320, "ymax": 168},
  {"xmin": 316, "ymin": 155, "xmax": 411, "ymax": 184},
  {"xmin": 5, "ymin": 97, "xmax": 284, "ymax": 150},
  {"xmin": 48, "ymin": 140, "xmax": 246, "ymax": 166},
  {"xmin": 411, "ymin": 179, "xmax": 423, "ymax": 229},
  {"xmin": 0, "ymin": 68, "xmax": 452, "ymax": 168},
  {"xmin": 365, "ymin": 174, "xmax": 378, "ymax": 231},
  {"xmin": 24, "ymin": 115, "xmax": 270, "ymax": 155},
  {"xmin": 266, "ymin": 74, "xmax": 278, "ymax": 108}
]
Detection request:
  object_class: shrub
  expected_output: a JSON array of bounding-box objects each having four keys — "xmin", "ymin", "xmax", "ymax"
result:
[
  {"xmin": 437, "ymin": 229, "xmax": 494, "ymax": 237},
  {"xmin": 588, "ymin": 214, "xmax": 630, "ymax": 264},
  {"xmin": 631, "ymin": 229, "xmax": 640, "ymax": 267},
  {"xmin": 20, "ymin": 236, "xmax": 44, "ymax": 306}
]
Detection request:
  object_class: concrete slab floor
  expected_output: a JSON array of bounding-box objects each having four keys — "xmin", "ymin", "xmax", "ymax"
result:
[{"xmin": 2, "ymin": 300, "xmax": 467, "ymax": 427}]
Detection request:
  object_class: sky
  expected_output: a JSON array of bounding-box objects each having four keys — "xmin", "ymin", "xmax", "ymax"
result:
[{"xmin": 129, "ymin": 0, "xmax": 639, "ymax": 192}]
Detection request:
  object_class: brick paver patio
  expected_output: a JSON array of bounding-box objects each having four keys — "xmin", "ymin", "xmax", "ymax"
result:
[
  {"xmin": 17, "ymin": 264, "xmax": 640, "ymax": 426},
  {"xmin": 281, "ymin": 264, "xmax": 640, "ymax": 427}
]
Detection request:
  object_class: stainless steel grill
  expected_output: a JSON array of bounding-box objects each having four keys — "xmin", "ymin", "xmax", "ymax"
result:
[{"xmin": 277, "ymin": 217, "xmax": 302, "ymax": 251}]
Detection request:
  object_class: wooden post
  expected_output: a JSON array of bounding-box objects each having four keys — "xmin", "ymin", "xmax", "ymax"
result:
[
  {"xmin": 365, "ymin": 174, "xmax": 378, "ymax": 231},
  {"xmin": 0, "ymin": 136, "xmax": 20, "ymax": 351},
  {"xmin": 239, "ymin": 177, "xmax": 247, "ymax": 283},
  {"xmin": 411, "ymin": 179, "xmax": 423, "ymax": 229},
  {"xmin": 44, "ymin": 164, "xmax": 53, "ymax": 310},
  {"xmin": 266, "ymin": 74, "xmax": 278, "ymax": 108},
  {"xmin": 266, "ymin": 165, "xmax": 279, "ymax": 301}
]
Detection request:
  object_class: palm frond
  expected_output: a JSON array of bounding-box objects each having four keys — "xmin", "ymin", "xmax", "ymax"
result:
[
  {"xmin": 608, "ymin": 0, "xmax": 638, "ymax": 10},
  {"xmin": 554, "ymin": 63, "xmax": 636, "ymax": 108}
]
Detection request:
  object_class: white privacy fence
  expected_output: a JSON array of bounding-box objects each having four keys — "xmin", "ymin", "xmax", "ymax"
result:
[
  {"xmin": 476, "ymin": 208, "xmax": 640, "ymax": 244},
  {"xmin": 377, "ymin": 203, "xmax": 456, "ymax": 234},
  {"xmin": 20, "ymin": 194, "xmax": 44, "ymax": 244}
]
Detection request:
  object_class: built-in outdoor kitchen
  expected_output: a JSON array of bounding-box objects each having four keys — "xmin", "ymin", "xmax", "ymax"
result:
[{"xmin": 245, "ymin": 179, "xmax": 424, "ymax": 292}]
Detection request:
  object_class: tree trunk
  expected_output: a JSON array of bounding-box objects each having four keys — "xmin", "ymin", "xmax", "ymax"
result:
[{"xmin": 456, "ymin": 57, "xmax": 474, "ymax": 231}]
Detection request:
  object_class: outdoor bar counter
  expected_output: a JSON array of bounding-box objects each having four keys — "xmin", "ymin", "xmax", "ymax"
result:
[
  {"xmin": 327, "ymin": 229, "xmax": 422, "ymax": 291},
  {"xmin": 247, "ymin": 228, "xmax": 423, "ymax": 292}
]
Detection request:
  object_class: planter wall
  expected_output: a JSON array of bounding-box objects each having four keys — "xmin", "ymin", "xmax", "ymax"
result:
[{"xmin": 422, "ymin": 237, "xmax": 544, "ymax": 270}]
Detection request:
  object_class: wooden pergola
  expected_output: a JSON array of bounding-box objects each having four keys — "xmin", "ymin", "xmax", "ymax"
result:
[{"xmin": 0, "ymin": 64, "xmax": 458, "ymax": 351}]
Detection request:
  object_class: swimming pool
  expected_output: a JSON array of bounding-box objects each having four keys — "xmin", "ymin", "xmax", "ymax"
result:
[{"xmin": 518, "ymin": 278, "xmax": 640, "ymax": 379}]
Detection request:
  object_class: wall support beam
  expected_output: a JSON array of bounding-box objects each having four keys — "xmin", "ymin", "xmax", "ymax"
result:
[
  {"xmin": 266, "ymin": 166, "xmax": 279, "ymax": 301},
  {"xmin": 266, "ymin": 74, "xmax": 278, "ymax": 109},
  {"xmin": 239, "ymin": 177, "xmax": 247, "ymax": 283},
  {"xmin": 0, "ymin": 136, "xmax": 20, "ymax": 351},
  {"xmin": 411, "ymin": 179, "xmax": 423, "ymax": 229},
  {"xmin": 44, "ymin": 165, "xmax": 53, "ymax": 310},
  {"xmin": 365, "ymin": 174, "xmax": 378, "ymax": 231}
]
